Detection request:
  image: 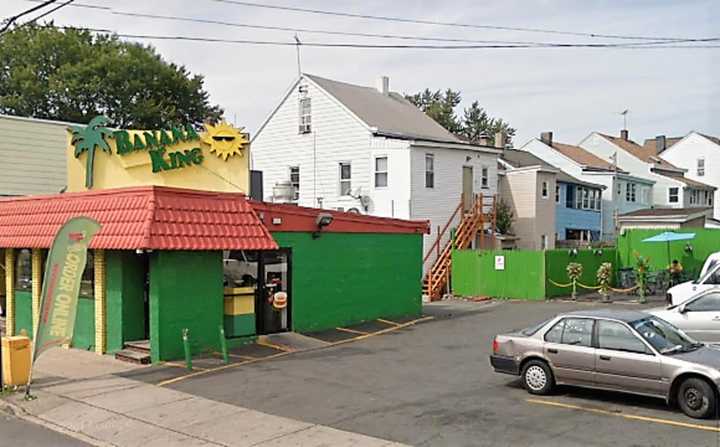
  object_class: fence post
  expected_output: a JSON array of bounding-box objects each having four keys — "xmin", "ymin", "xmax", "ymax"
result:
[{"xmin": 182, "ymin": 328, "xmax": 192, "ymax": 370}]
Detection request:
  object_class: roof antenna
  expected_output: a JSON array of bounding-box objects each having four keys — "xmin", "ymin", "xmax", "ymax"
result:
[
  {"xmin": 294, "ymin": 34, "xmax": 302, "ymax": 78},
  {"xmin": 619, "ymin": 109, "xmax": 629, "ymax": 130}
]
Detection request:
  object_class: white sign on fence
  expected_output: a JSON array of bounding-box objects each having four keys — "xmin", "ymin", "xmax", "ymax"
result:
[{"xmin": 495, "ymin": 255, "xmax": 505, "ymax": 271}]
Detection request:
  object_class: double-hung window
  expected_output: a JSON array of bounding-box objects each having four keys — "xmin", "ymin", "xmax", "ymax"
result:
[
  {"xmin": 582, "ymin": 187, "xmax": 589, "ymax": 209},
  {"xmin": 374, "ymin": 157, "xmax": 388, "ymax": 188},
  {"xmin": 339, "ymin": 162, "xmax": 352, "ymax": 196},
  {"xmin": 289, "ymin": 166, "xmax": 300, "ymax": 200},
  {"xmin": 698, "ymin": 158, "xmax": 705, "ymax": 177},
  {"xmin": 626, "ymin": 183, "xmax": 636, "ymax": 202},
  {"xmin": 425, "ymin": 154, "xmax": 434, "ymax": 188},
  {"xmin": 669, "ymin": 187, "xmax": 679, "ymax": 203},
  {"xmin": 481, "ymin": 166, "xmax": 489, "ymax": 189},
  {"xmin": 555, "ymin": 184, "xmax": 560, "ymax": 203},
  {"xmin": 542, "ymin": 181, "xmax": 549, "ymax": 199},
  {"xmin": 298, "ymin": 97, "xmax": 311, "ymax": 134}
]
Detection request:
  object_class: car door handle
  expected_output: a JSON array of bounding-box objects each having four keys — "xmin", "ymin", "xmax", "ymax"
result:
[
  {"xmin": 713, "ymin": 316, "xmax": 720, "ymax": 322},
  {"xmin": 547, "ymin": 348, "xmax": 558, "ymax": 354},
  {"xmin": 599, "ymin": 355, "xmax": 611, "ymax": 361}
]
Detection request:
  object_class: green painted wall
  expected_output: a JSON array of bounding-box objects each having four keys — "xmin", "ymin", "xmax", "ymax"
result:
[
  {"xmin": 617, "ymin": 229, "xmax": 720, "ymax": 276},
  {"xmin": 271, "ymin": 232, "xmax": 423, "ymax": 333},
  {"xmin": 224, "ymin": 314, "xmax": 255, "ymax": 337},
  {"xmin": 545, "ymin": 249, "xmax": 617, "ymax": 298},
  {"xmin": 149, "ymin": 251, "xmax": 223, "ymax": 363},
  {"xmin": 106, "ymin": 251, "xmax": 147, "ymax": 353},
  {"xmin": 14, "ymin": 291, "xmax": 32, "ymax": 336},
  {"xmin": 452, "ymin": 250, "xmax": 546, "ymax": 300}
]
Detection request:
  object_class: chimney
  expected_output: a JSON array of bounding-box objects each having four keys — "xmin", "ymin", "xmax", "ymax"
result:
[
  {"xmin": 478, "ymin": 132, "xmax": 491, "ymax": 146},
  {"xmin": 494, "ymin": 131, "xmax": 506, "ymax": 149},
  {"xmin": 540, "ymin": 131, "xmax": 553, "ymax": 146},
  {"xmin": 376, "ymin": 76, "xmax": 389, "ymax": 96},
  {"xmin": 620, "ymin": 129, "xmax": 629, "ymax": 141},
  {"xmin": 655, "ymin": 135, "xmax": 667, "ymax": 154}
]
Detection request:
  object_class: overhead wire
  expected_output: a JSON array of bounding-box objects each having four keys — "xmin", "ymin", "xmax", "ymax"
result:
[
  {"xmin": 0, "ymin": 0, "xmax": 58, "ymax": 34},
  {"xmin": 208, "ymin": 0, "xmax": 708, "ymax": 42},
  {"xmin": 19, "ymin": 0, "xmax": 75, "ymax": 28}
]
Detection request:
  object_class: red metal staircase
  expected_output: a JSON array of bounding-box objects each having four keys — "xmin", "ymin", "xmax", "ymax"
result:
[{"xmin": 422, "ymin": 194, "xmax": 496, "ymax": 301}]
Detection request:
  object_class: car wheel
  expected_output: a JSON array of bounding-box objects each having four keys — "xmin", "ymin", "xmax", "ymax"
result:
[
  {"xmin": 522, "ymin": 360, "xmax": 554, "ymax": 395},
  {"xmin": 678, "ymin": 378, "xmax": 716, "ymax": 419}
]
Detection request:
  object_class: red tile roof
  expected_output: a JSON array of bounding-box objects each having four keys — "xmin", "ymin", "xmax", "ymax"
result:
[
  {"xmin": 0, "ymin": 186, "xmax": 278, "ymax": 251},
  {"xmin": 251, "ymin": 201, "xmax": 430, "ymax": 234}
]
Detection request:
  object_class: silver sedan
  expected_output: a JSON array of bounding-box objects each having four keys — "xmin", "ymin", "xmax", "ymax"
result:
[
  {"xmin": 490, "ymin": 308, "xmax": 720, "ymax": 418},
  {"xmin": 650, "ymin": 289, "xmax": 720, "ymax": 343}
]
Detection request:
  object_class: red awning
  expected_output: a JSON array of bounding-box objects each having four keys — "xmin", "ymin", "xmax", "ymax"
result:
[{"xmin": 0, "ymin": 186, "xmax": 278, "ymax": 251}]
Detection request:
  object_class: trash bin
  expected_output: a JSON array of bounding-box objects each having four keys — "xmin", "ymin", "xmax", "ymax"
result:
[{"xmin": 1, "ymin": 336, "xmax": 31, "ymax": 386}]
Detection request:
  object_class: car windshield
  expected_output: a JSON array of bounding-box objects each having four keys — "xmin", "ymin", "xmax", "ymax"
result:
[
  {"xmin": 631, "ymin": 316, "xmax": 702, "ymax": 354},
  {"xmin": 520, "ymin": 319, "xmax": 551, "ymax": 336}
]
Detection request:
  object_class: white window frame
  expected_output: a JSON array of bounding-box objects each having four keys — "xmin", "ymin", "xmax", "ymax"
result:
[
  {"xmin": 481, "ymin": 166, "xmax": 489, "ymax": 189},
  {"xmin": 698, "ymin": 157, "xmax": 705, "ymax": 177},
  {"xmin": 425, "ymin": 154, "xmax": 434, "ymax": 188},
  {"xmin": 298, "ymin": 96, "xmax": 311, "ymax": 134},
  {"xmin": 668, "ymin": 187, "xmax": 679, "ymax": 203},
  {"xmin": 541, "ymin": 181, "xmax": 549, "ymax": 199},
  {"xmin": 626, "ymin": 183, "xmax": 636, "ymax": 203},
  {"xmin": 289, "ymin": 166, "xmax": 300, "ymax": 200},
  {"xmin": 339, "ymin": 162, "xmax": 352, "ymax": 196},
  {"xmin": 374, "ymin": 156, "xmax": 388, "ymax": 188},
  {"xmin": 582, "ymin": 187, "xmax": 589, "ymax": 209},
  {"xmin": 541, "ymin": 234, "xmax": 548, "ymax": 250},
  {"xmin": 555, "ymin": 184, "xmax": 560, "ymax": 203},
  {"xmin": 576, "ymin": 186, "xmax": 583, "ymax": 209}
]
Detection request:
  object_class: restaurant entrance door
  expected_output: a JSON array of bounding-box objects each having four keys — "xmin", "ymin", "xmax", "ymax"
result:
[{"xmin": 256, "ymin": 250, "xmax": 291, "ymax": 335}]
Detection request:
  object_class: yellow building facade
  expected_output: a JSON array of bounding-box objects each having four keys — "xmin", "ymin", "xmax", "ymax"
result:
[{"xmin": 66, "ymin": 117, "xmax": 250, "ymax": 193}]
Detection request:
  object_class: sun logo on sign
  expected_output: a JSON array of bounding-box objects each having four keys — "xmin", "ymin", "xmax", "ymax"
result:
[{"xmin": 200, "ymin": 122, "xmax": 249, "ymax": 161}]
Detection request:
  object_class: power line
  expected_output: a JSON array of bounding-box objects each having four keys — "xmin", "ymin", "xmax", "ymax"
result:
[
  {"xmin": 208, "ymin": 0, "xmax": 706, "ymax": 42},
  {"xmin": 1, "ymin": 0, "xmax": 58, "ymax": 34},
  {"xmin": 63, "ymin": 28, "xmax": 718, "ymax": 49},
  {"xmin": 107, "ymin": 11, "xmax": 718, "ymax": 47},
  {"xmin": 20, "ymin": 0, "xmax": 75, "ymax": 27}
]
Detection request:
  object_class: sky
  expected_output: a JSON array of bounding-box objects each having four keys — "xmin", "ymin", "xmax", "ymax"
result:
[{"xmin": 4, "ymin": 0, "xmax": 720, "ymax": 146}]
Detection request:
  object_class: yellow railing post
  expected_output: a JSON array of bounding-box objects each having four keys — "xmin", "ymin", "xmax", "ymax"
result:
[
  {"xmin": 5, "ymin": 249, "xmax": 15, "ymax": 336},
  {"xmin": 94, "ymin": 250, "xmax": 106, "ymax": 354},
  {"xmin": 31, "ymin": 249, "xmax": 43, "ymax": 333}
]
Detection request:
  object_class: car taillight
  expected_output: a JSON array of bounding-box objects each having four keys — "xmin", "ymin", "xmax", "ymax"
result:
[{"xmin": 492, "ymin": 338, "xmax": 499, "ymax": 353}]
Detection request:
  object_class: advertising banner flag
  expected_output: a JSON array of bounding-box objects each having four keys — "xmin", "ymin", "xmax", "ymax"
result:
[{"xmin": 32, "ymin": 216, "xmax": 101, "ymax": 363}]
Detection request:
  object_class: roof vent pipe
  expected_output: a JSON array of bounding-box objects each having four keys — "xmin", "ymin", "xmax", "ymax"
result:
[
  {"xmin": 376, "ymin": 76, "xmax": 389, "ymax": 95},
  {"xmin": 620, "ymin": 129, "xmax": 629, "ymax": 141}
]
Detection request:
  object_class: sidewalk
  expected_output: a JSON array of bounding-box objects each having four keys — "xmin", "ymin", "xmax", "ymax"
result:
[{"xmin": 2, "ymin": 349, "xmax": 406, "ymax": 447}]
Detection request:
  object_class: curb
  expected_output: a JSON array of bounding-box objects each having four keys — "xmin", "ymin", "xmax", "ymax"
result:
[{"xmin": 0, "ymin": 397, "xmax": 110, "ymax": 447}]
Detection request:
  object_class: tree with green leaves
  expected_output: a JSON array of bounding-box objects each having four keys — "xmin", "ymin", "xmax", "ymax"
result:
[
  {"xmin": 495, "ymin": 199, "xmax": 514, "ymax": 235},
  {"xmin": 405, "ymin": 90, "xmax": 515, "ymax": 144},
  {"xmin": 0, "ymin": 23, "xmax": 222, "ymax": 128},
  {"xmin": 71, "ymin": 115, "xmax": 113, "ymax": 188}
]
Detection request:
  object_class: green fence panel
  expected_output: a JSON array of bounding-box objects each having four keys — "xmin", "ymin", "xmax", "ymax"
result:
[
  {"xmin": 452, "ymin": 249, "xmax": 545, "ymax": 300},
  {"xmin": 545, "ymin": 249, "xmax": 617, "ymax": 298},
  {"xmin": 617, "ymin": 229, "xmax": 720, "ymax": 278}
]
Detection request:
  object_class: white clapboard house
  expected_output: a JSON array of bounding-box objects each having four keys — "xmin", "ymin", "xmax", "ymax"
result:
[{"xmin": 252, "ymin": 74, "xmax": 501, "ymax": 299}]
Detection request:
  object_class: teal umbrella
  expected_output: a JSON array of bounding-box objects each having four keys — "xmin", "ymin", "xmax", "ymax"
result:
[{"xmin": 642, "ymin": 231, "xmax": 695, "ymax": 268}]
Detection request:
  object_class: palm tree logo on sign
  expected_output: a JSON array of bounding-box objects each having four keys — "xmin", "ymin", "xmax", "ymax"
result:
[{"xmin": 70, "ymin": 116, "xmax": 113, "ymax": 189}]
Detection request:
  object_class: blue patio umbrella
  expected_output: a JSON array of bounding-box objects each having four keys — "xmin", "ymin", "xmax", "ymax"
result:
[{"xmin": 641, "ymin": 232, "xmax": 695, "ymax": 268}]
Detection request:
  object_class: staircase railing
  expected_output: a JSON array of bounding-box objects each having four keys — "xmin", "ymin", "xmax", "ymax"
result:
[{"xmin": 423, "ymin": 194, "xmax": 496, "ymax": 301}]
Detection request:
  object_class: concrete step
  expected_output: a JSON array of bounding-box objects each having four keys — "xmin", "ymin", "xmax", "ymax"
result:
[
  {"xmin": 115, "ymin": 349, "xmax": 151, "ymax": 365},
  {"xmin": 124, "ymin": 340, "xmax": 150, "ymax": 353}
]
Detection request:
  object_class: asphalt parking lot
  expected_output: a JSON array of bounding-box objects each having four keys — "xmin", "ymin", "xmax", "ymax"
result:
[{"xmin": 153, "ymin": 300, "xmax": 720, "ymax": 446}]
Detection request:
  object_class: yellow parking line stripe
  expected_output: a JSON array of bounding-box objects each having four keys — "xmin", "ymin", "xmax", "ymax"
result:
[
  {"xmin": 164, "ymin": 362, "xmax": 208, "ymax": 372},
  {"xmin": 157, "ymin": 315, "xmax": 434, "ymax": 387},
  {"xmin": 377, "ymin": 318, "xmax": 401, "ymax": 326},
  {"xmin": 336, "ymin": 327, "xmax": 369, "ymax": 335},
  {"xmin": 257, "ymin": 340, "xmax": 294, "ymax": 352},
  {"xmin": 527, "ymin": 398, "xmax": 720, "ymax": 432}
]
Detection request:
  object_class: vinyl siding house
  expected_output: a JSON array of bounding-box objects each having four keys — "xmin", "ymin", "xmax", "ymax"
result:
[
  {"xmin": 500, "ymin": 149, "xmax": 603, "ymax": 247},
  {"xmin": 252, "ymin": 74, "xmax": 500, "ymax": 264},
  {"xmin": 0, "ymin": 114, "xmax": 68, "ymax": 196},
  {"xmin": 657, "ymin": 132, "xmax": 720, "ymax": 219},
  {"xmin": 579, "ymin": 131, "xmax": 715, "ymax": 210},
  {"xmin": 520, "ymin": 132, "xmax": 653, "ymax": 241}
]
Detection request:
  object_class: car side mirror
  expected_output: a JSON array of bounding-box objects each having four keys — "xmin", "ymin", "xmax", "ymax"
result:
[{"xmin": 678, "ymin": 304, "xmax": 688, "ymax": 314}]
